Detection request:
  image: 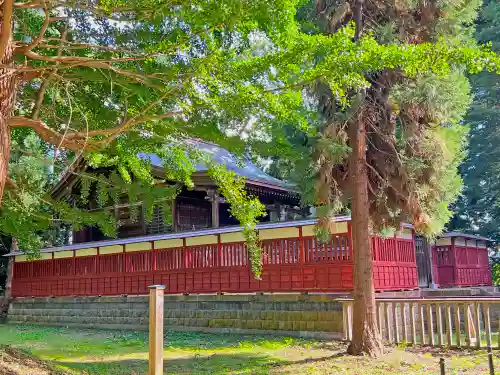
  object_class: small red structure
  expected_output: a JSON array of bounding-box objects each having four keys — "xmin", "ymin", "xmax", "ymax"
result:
[
  {"xmin": 8, "ymin": 218, "xmax": 418, "ymax": 297},
  {"xmin": 431, "ymin": 232, "xmax": 491, "ymax": 287}
]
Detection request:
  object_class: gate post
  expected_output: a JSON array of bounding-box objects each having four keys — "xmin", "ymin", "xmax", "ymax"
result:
[{"xmin": 149, "ymin": 285, "xmax": 165, "ymax": 375}]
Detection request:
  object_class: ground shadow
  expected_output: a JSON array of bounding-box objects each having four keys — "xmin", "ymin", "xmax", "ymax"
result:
[
  {"xmin": 55, "ymin": 351, "xmax": 350, "ymax": 375},
  {"xmin": 56, "ymin": 353, "xmax": 293, "ymax": 375}
]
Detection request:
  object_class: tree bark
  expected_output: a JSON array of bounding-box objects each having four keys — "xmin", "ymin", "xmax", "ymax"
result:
[
  {"xmin": 347, "ymin": 103, "xmax": 384, "ymax": 357},
  {"xmin": 1, "ymin": 238, "xmax": 16, "ymax": 318},
  {"xmin": 3, "ymin": 237, "xmax": 16, "ymax": 301},
  {"xmin": 0, "ymin": 2, "xmax": 15, "ymax": 205}
]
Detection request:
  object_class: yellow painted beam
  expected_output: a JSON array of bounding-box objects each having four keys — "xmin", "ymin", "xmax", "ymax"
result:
[
  {"xmin": 54, "ymin": 250, "xmax": 74, "ymax": 259},
  {"xmin": 154, "ymin": 238, "xmax": 183, "ymax": 249},
  {"xmin": 220, "ymin": 232, "xmax": 245, "ymax": 243},
  {"xmin": 186, "ymin": 235, "xmax": 218, "ymax": 246},
  {"xmin": 329, "ymin": 221, "xmax": 348, "ymax": 234},
  {"xmin": 125, "ymin": 242, "xmax": 152, "ymax": 252},
  {"xmin": 466, "ymin": 240, "xmax": 477, "ymax": 248},
  {"xmin": 436, "ymin": 238, "xmax": 452, "ymax": 246},
  {"xmin": 301, "ymin": 225, "xmax": 315, "ymax": 237},
  {"xmin": 75, "ymin": 248, "xmax": 97, "ymax": 257},
  {"xmin": 14, "ymin": 255, "xmax": 27, "ymax": 262},
  {"xmin": 259, "ymin": 227, "xmax": 299, "ymax": 240},
  {"xmin": 99, "ymin": 245, "xmax": 124, "ymax": 254}
]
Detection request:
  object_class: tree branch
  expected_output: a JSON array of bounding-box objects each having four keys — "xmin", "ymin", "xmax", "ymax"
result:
[
  {"xmin": 5, "ymin": 176, "xmax": 17, "ymax": 190},
  {"xmin": 8, "ymin": 116, "xmax": 100, "ymax": 151},
  {"xmin": 0, "ymin": 0, "xmax": 14, "ymax": 59},
  {"xmin": 31, "ymin": 27, "xmax": 67, "ymax": 119},
  {"xmin": 353, "ymin": 0, "xmax": 364, "ymax": 41},
  {"xmin": 16, "ymin": 3, "xmax": 50, "ymax": 54},
  {"xmin": 13, "ymin": 1, "xmax": 42, "ymax": 8},
  {"xmin": 66, "ymin": 112, "xmax": 178, "ymax": 140},
  {"xmin": 25, "ymin": 50, "xmax": 155, "ymax": 65}
]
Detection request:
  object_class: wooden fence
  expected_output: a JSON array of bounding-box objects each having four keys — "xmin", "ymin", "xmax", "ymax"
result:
[{"xmin": 341, "ymin": 298, "xmax": 500, "ymax": 348}]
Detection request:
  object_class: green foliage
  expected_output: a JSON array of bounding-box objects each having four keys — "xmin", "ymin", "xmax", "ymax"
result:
[
  {"xmin": 5, "ymin": 0, "xmax": 500, "ymax": 274},
  {"xmin": 449, "ymin": 0, "xmax": 500, "ymax": 243},
  {"xmin": 207, "ymin": 163, "xmax": 266, "ymax": 278},
  {"xmin": 262, "ymin": 1, "xmax": 500, "ymax": 240}
]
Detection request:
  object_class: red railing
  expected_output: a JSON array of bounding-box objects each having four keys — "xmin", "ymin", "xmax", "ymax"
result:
[
  {"xmin": 372, "ymin": 236, "xmax": 417, "ymax": 290},
  {"xmin": 11, "ymin": 222, "xmax": 419, "ymax": 297},
  {"xmin": 432, "ymin": 242, "xmax": 491, "ymax": 287}
]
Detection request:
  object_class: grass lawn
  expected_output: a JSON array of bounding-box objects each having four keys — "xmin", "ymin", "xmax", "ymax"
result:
[{"xmin": 1, "ymin": 324, "xmax": 500, "ymax": 374}]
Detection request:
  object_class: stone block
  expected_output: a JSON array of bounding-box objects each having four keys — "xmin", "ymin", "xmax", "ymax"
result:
[
  {"xmin": 301, "ymin": 311, "xmax": 318, "ymax": 321},
  {"xmin": 197, "ymin": 319, "xmax": 209, "ymax": 327}
]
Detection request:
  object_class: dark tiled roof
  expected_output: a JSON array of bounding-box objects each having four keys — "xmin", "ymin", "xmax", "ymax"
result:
[
  {"xmin": 139, "ymin": 139, "xmax": 292, "ymax": 190},
  {"xmin": 439, "ymin": 232, "xmax": 492, "ymax": 242}
]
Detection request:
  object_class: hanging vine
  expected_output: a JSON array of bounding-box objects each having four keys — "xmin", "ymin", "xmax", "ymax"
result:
[{"xmin": 207, "ymin": 163, "xmax": 266, "ymax": 279}]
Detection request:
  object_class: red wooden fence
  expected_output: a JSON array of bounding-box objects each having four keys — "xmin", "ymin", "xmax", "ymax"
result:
[{"xmin": 11, "ymin": 221, "xmax": 418, "ymax": 297}]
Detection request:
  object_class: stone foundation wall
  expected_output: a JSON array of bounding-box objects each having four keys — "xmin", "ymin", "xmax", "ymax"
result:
[{"xmin": 7, "ymin": 294, "xmax": 344, "ymax": 339}]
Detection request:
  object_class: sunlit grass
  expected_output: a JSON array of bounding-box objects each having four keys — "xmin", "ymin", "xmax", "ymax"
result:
[{"xmin": 1, "ymin": 324, "xmax": 499, "ymax": 374}]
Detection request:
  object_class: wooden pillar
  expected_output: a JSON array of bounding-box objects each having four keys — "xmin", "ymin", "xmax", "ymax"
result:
[
  {"xmin": 206, "ymin": 190, "xmax": 220, "ymax": 228},
  {"xmin": 451, "ymin": 237, "xmax": 458, "ymax": 286},
  {"xmin": 171, "ymin": 198, "xmax": 177, "ymax": 232},
  {"xmin": 425, "ymin": 237, "xmax": 437, "ymax": 288},
  {"xmin": 149, "ymin": 285, "xmax": 165, "ymax": 375}
]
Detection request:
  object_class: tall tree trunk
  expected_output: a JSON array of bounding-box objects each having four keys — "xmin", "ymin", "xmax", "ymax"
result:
[
  {"xmin": 1, "ymin": 238, "xmax": 16, "ymax": 318},
  {"xmin": 3, "ymin": 238, "xmax": 16, "ymax": 301},
  {"xmin": 347, "ymin": 104, "xmax": 383, "ymax": 357},
  {"xmin": 0, "ymin": 2, "xmax": 15, "ymax": 205}
]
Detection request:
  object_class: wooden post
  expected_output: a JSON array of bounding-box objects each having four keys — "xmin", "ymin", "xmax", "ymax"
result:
[
  {"xmin": 484, "ymin": 303, "xmax": 492, "ymax": 348},
  {"xmin": 427, "ymin": 304, "xmax": 435, "ymax": 346},
  {"xmin": 411, "ymin": 303, "xmax": 417, "ymax": 345},
  {"xmin": 454, "ymin": 303, "xmax": 461, "ymax": 347},
  {"xmin": 207, "ymin": 190, "xmax": 220, "ymax": 229},
  {"xmin": 348, "ymin": 302, "xmax": 353, "ymax": 340},
  {"xmin": 392, "ymin": 302, "xmax": 400, "ymax": 344},
  {"xmin": 497, "ymin": 318, "xmax": 500, "ymax": 350},
  {"xmin": 378, "ymin": 302, "xmax": 384, "ymax": 338},
  {"xmin": 475, "ymin": 302, "xmax": 482, "ymax": 349},
  {"xmin": 437, "ymin": 304, "xmax": 443, "ymax": 346},
  {"xmin": 171, "ymin": 198, "xmax": 177, "ymax": 232},
  {"xmin": 343, "ymin": 302, "xmax": 348, "ymax": 340},
  {"xmin": 402, "ymin": 303, "xmax": 408, "ymax": 344},
  {"xmin": 446, "ymin": 304, "xmax": 453, "ymax": 347},
  {"xmin": 298, "ymin": 226, "xmax": 305, "ymax": 264},
  {"xmin": 464, "ymin": 304, "xmax": 471, "ymax": 348},
  {"xmin": 419, "ymin": 304, "xmax": 426, "ymax": 345},
  {"xmin": 149, "ymin": 285, "xmax": 165, "ymax": 375},
  {"xmin": 385, "ymin": 302, "xmax": 392, "ymax": 343}
]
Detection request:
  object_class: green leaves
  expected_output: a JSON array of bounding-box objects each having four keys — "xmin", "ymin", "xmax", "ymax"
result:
[{"xmin": 207, "ymin": 163, "xmax": 266, "ymax": 278}]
